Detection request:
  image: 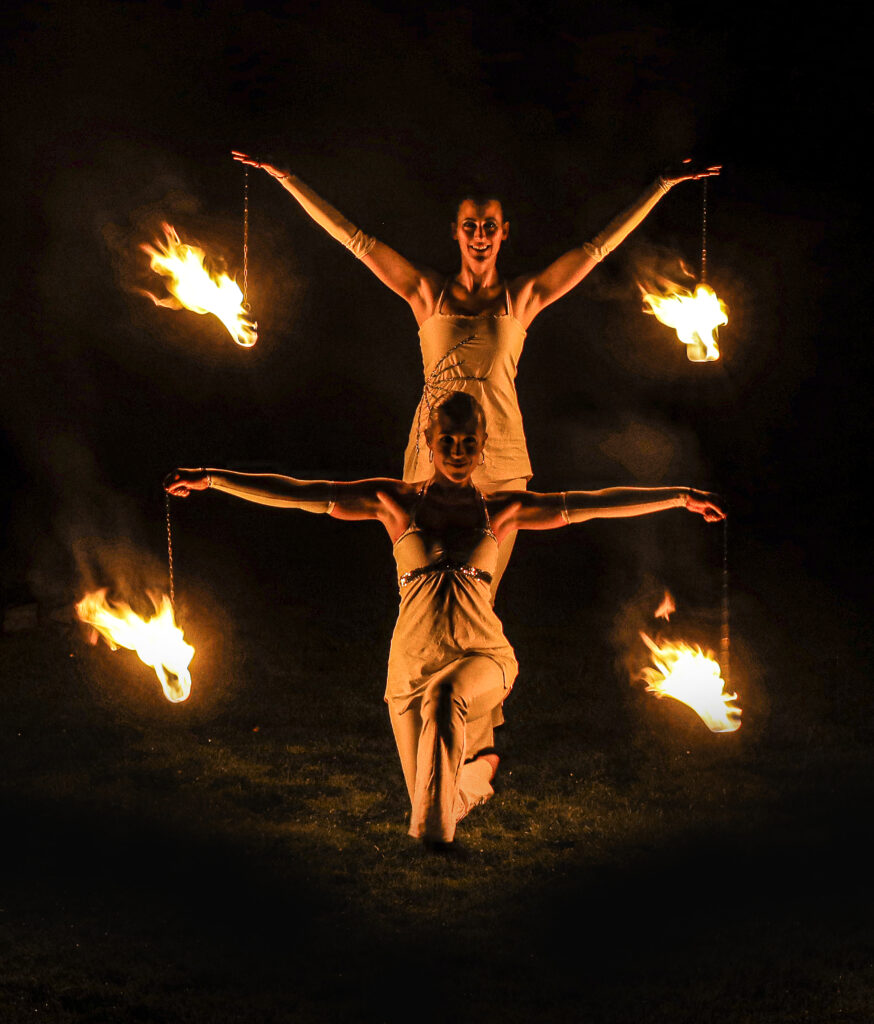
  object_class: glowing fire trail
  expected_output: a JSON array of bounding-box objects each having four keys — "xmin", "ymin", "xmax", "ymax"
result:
[
  {"xmin": 641, "ymin": 281, "xmax": 727, "ymax": 362},
  {"xmin": 76, "ymin": 589, "xmax": 194, "ymax": 703},
  {"xmin": 640, "ymin": 631, "xmax": 741, "ymax": 733},
  {"xmin": 640, "ymin": 178, "xmax": 727, "ymax": 362},
  {"xmin": 141, "ymin": 224, "xmax": 257, "ymax": 347},
  {"xmin": 654, "ymin": 590, "xmax": 676, "ymax": 621}
]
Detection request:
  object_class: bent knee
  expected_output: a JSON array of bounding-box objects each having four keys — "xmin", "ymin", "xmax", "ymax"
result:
[{"xmin": 422, "ymin": 678, "xmax": 467, "ymax": 721}]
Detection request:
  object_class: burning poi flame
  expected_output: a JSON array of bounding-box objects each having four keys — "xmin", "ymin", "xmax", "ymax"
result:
[
  {"xmin": 640, "ymin": 632, "xmax": 741, "ymax": 733},
  {"xmin": 640, "ymin": 281, "xmax": 727, "ymax": 362},
  {"xmin": 76, "ymin": 589, "xmax": 194, "ymax": 703},
  {"xmin": 654, "ymin": 590, "xmax": 676, "ymax": 621},
  {"xmin": 141, "ymin": 223, "xmax": 257, "ymax": 347}
]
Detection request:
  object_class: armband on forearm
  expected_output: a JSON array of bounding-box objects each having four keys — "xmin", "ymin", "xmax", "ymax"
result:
[
  {"xmin": 209, "ymin": 472, "xmax": 336, "ymax": 512},
  {"xmin": 583, "ymin": 177, "xmax": 672, "ymax": 263},
  {"xmin": 560, "ymin": 487, "xmax": 687, "ymax": 524},
  {"xmin": 344, "ymin": 229, "xmax": 377, "ymax": 260},
  {"xmin": 279, "ymin": 174, "xmax": 377, "ymax": 260}
]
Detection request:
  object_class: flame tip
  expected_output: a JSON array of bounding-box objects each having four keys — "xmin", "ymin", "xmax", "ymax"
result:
[
  {"xmin": 76, "ymin": 588, "xmax": 194, "ymax": 703},
  {"xmin": 640, "ymin": 629, "xmax": 741, "ymax": 733},
  {"xmin": 640, "ymin": 279, "xmax": 727, "ymax": 361},
  {"xmin": 142, "ymin": 222, "xmax": 256, "ymax": 346}
]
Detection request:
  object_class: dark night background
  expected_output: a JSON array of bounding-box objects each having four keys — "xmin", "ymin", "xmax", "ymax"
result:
[{"xmin": 1, "ymin": 1, "xmax": 871, "ymax": 1021}]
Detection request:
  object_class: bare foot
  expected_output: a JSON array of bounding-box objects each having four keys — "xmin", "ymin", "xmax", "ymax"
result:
[{"xmin": 481, "ymin": 753, "xmax": 500, "ymax": 781}]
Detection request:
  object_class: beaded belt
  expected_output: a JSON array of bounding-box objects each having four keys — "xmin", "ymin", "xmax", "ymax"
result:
[{"xmin": 399, "ymin": 562, "xmax": 493, "ymax": 588}]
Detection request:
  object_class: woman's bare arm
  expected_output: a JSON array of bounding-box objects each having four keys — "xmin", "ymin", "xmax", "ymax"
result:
[
  {"xmin": 232, "ymin": 152, "xmax": 441, "ymax": 323},
  {"xmin": 489, "ymin": 486, "xmax": 724, "ymax": 539},
  {"xmin": 164, "ymin": 468, "xmax": 414, "ymax": 535},
  {"xmin": 512, "ymin": 161, "xmax": 721, "ymax": 329}
]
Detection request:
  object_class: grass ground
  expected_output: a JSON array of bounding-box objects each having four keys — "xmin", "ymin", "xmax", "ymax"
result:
[{"xmin": 1, "ymin": 558, "xmax": 872, "ymax": 1023}]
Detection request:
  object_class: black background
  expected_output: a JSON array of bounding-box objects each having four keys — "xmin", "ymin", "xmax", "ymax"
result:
[
  {"xmin": 1, "ymin": 3, "xmax": 872, "ymax": 1020},
  {"xmin": 1, "ymin": 0, "xmax": 868, "ymax": 771}
]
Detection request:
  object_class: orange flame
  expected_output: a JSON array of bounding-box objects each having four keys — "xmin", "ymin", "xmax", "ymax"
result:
[
  {"xmin": 641, "ymin": 281, "xmax": 727, "ymax": 362},
  {"xmin": 654, "ymin": 591, "xmax": 676, "ymax": 621},
  {"xmin": 76, "ymin": 589, "xmax": 194, "ymax": 703},
  {"xmin": 640, "ymin": 632, "xmax": 741, "ymax": 733},
  {"xmin": 141, "ymin": 224, "xmax": 257, "ymax": 347}
]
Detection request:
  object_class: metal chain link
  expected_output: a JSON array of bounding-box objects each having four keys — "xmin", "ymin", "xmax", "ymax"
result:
[
  {"xmin": 701, "ymin": 178, "xmax": 708, "ymax": 283},
  {"xmin": 721, "ymin": 514, "xmax": 730, "ymax": 688},
  {"xmin": 165, "ymin": 490, "xmax": 175, "ymax": 610},
  {"xmin": 243, "ymin": 166, "xmax": 250, "ymax": 310}
]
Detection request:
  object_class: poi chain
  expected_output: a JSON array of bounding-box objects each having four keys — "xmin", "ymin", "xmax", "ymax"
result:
[
  {"xmin": 243, "ymin": 167, "xmax": 250, "ymax": 311},
  {"xmin": 165, "ymin": 489, "xmax": 175, "ymax": 611}
]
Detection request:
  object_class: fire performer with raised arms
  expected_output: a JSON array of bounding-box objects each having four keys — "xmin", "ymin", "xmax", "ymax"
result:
[
  {"xmin": 165, "ymin": 393, "xmax": 723, "ymax": 850},
  {"xmin": 231, "ymin": 149, "xmax": 720, "ymax": 597}
]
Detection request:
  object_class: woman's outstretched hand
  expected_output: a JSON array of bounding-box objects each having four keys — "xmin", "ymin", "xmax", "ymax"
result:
[
  {"xmin": 231, "ymin": 151, "xmax": 288, "ymax": 180},
  {"xmin": 164, "ymin": 469, "xmax": 211, "ymax": 498},
  {"xmin": 685, "ymin": 489, "xmax": 725, "ymax": 522},
  {"xmin": 663, "ymin": 158, "xmax": 722, "ymax": 186}
]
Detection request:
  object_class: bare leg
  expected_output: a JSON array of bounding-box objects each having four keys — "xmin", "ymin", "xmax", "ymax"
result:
[
  {"xmin": 453, "ymin": 752, "xmax": 499, "ymax": 825},
  {"xmin": 407, "ymin": 655, "xmax": 507, "ymax": 843}
]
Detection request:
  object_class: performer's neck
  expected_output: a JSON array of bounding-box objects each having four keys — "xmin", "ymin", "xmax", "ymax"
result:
[
  {"xmin": 454, "ymin": 264, "xmax": 501, "ymax": 293},
  {"xmin": 428, "ymin": 474, "xmax": 477, "ymax": 497}
]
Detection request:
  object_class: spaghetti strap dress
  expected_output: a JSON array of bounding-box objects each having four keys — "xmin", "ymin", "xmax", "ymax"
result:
[
  {"xmin": 386, "ymin": 483, "xmax": 518, "ymax": 729},
  {"xmin": 403, "ymin": 282, "xmax": 531, "ymax": 487}
]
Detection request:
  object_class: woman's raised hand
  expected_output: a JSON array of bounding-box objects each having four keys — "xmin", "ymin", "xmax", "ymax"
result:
[
  {"xmin": 164, "ymin": 469, "xmax": 211, "ymax": 498},
  {"xmin": 684, "ymin": 489, "xmax": 725, "ymax": 522},
  {"xmin": 231, "ymin": 150, "xmax": 288, "ymax": 180},
  {"xmin": 663, "ymin": 158, "xmax": 722, "ymax": 186}
]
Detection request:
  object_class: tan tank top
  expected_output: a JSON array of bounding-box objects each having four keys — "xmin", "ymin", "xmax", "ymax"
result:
[{"xmin": 402, "ymin": 282, "xmax": 531, "ymax": 485}]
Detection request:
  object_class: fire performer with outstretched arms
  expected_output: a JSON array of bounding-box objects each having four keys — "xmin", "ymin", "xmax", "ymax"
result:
[
  {"xmin": 232, "ymin": 149, "xmax": 720, "ymax": 598},
  {"xmin": 165, "ymin": 393, "xmax": 723, "ymax": 849}
]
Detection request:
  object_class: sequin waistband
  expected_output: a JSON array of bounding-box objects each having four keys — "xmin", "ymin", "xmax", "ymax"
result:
[{"xmin": 399, "ymin": 561, "xmax": 493, "ymax": 588}]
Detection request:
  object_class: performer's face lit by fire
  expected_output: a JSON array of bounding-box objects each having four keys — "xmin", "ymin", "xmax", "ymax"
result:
[
  {"xmin": 453, "ymin": 200, "xmax": 509, "ymax": 270},
  {"xmin": 427, "ymin": 408, "xmax": 487, "ymax": 487}
]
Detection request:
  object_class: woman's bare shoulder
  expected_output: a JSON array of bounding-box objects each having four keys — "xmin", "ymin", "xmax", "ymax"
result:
[
  {"xmin": 505, "ymin": 273, "xmax": 540, "ymax": 327},
  {"xmin": 415, "ymin": 268, "xmax": 450, "ymax": 314},
  {"xmin": 372, "ymin": 478, "xmax": 424, "ymax": 507},
  {"xmin": 483, "ymin": 489, "xmax": 531, "ymax": 511}
]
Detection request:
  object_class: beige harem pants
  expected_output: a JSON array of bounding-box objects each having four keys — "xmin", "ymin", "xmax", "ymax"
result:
[{"xmin": 389, "ymin": 654, "xmax": 507, "ymax": 843}]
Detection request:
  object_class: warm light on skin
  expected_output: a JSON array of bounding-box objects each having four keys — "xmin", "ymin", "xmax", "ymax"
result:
[
  {"xmin": 425, "ymin": 409, "xmax": 487, "ymax": 489},
  {"xmin": 452, "ymin": 200, "xmax": 509, "ymax": 279}
]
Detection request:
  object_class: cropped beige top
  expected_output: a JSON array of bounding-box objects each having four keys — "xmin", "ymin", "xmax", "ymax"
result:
[{"xmin": 402, "ymin": 283, "xmax": 531, "ymax": 487}]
